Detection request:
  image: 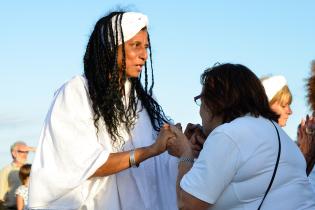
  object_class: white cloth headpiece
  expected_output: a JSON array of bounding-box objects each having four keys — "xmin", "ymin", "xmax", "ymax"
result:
[
  {"xmin": 111, "ymin": 12, "xmax": 148, "ymax": 45},
  {"xmin": 261, "ymin": 75, "xmax": 287, "ymax": 101}
]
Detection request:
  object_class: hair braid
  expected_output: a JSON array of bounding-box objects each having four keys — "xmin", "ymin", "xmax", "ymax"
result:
[{"xmin": 84, "ymin": 11, "xmax": 169, "ymax": 149}]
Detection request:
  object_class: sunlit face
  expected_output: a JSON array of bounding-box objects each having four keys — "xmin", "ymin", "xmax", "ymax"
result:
[
  {"xmin": 12, "ymin": 144, "xmax": 29, "ymax": 165},
  {"xmin": 117, "ymin": 29, "xmax": 148, "ymax": 78},
  {"xmin": 270, "ymin": 101, "xmax": 292, "ymax": 127},
  {"xmin": 197, "ymin": 94, "xmax": 222, "ymax": 136},
  {"xmin": 199, "ymin": 98, "xmax": 213, "ymax": 136}
]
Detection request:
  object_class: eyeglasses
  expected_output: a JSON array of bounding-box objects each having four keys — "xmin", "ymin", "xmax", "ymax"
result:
[
  {"xmin": 194, "ymin": 94, "xmax": 202, "ymax": 106},
  {"xmin": 17, "ymin": 150, "xmax": 29, "ymax": 154}
]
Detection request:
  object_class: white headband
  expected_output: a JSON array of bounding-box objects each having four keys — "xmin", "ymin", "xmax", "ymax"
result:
[
  {"xmin": 261, "ymin": 75, "xmax": 287, "ymax": 101},
  {"xmin": 111, "ymin": 12, "xmax": 148, "ymax": 45}
]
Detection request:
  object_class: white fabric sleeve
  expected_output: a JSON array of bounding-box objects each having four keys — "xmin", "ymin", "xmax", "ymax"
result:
[
  {"xmin": 0, "ymin": 167, "xmax": 8, "ymax": 201},
  {"xmin": 29, "ymin": 76, "xmax": 110, "ymax": 206},
  {"xmin": 180, "ymin": 131, "xmax": 241, "ymax": 204},
  {"xmin": 15, "ymin": 186, "xmax": 23, "ymax": 197}
]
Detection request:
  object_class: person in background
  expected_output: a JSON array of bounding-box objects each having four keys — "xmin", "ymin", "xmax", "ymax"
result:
[
  {"xmin": 298, "ymin": 60, "xmax": 315, "ymax": 189},
  {"xmin": 261, "ymin": 75, "xmax": 293, "ymax": 127},
  {"xmin": 15, "ymin": 164, "xmax": 31, "ymax": 210},
  {"xmin": 261, "ymin": 73, "xmax": 315, "ymax": 178},
  {"xmin": 166, "ymin": 63, "xmax": 315, "ymax": 210},
  {"xmin": 28, "ymin": 11, "xmax": 178, "ymax": 210},
  {"xmin": 0, "ymin": 141, "xmax": 35, "ymax": 210}
]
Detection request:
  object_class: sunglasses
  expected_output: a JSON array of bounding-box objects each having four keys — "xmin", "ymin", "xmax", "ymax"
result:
[
  {"xmin": 16, "ymin": 150, "xmax": 29, "ymax": 154},
  {"xmin": 194, "ymin": 94, "xmax": 202, "ymax": 106}
]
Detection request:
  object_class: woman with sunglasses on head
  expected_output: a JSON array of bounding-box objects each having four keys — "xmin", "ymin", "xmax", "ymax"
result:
[
  {"xmin": 28, "ymin": 11, "xmax": 178, "ymax": 210},
  {"xmin": 166, "ymin": 63, "xmax": 315, "ymax": 210}
]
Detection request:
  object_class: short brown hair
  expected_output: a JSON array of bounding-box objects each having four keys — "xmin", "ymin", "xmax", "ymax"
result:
[
  {"xmin": 201, "ymin": 63, "xmax": 279, "ymax": 123},
  {"xmin": 19, "ymin": 164, "xmax": 31, "ymax": 185}
]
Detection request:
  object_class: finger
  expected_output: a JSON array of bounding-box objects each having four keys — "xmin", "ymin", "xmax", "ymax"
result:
[
  {"xmin": 161, "ymin": 125, "xmax": 176, "ymax": 136},
  {"xmin": 301, "ymin": 119, "xmax": 306, "ymax": 127},
  {"xmin": 184, "ymin": 123, "xmax": 198, "ymax": 134},
  {"xmin": 306, "ymin": 127, "xmax": 315, "ymax": 136},
  {"xmin": 27, "ymin": 146, "xmax": 35, "ymax": 152},
  {"xmin": 196, "ymin": 134, "xmax": 206, "ymax": 147},
  {"xmin": 195, "ymin": 127, "xmax": 206, "ymax": 138},
  {"xmin": 175, "ymin": 123, "xmax": 183, "ymax": 132},
  {"xmin": 186, "ymin": 123, "xmax": 196, "ymax": 129},
  {"xmin": 190, "ymin": 133, "xmax": 198, "ymax": 145},
  {"xmin": 192, "ymin": 150, "xmax": 199, "ymax": 158},
  {"xmin": 195, "ymin": 124, "xmax": 203, "ymax": 130},
  {"xmin": 169, "ymin": 124, "xmax": 183, "ymax": 136},
  {"xmin": 191, "ymin": 144, "xmax": 201, "ymax": 151},
  {"xmin": 158, "ymin": 130, "xmax": 175, "ymax": 142},
  {"xmin": 163, "ymin": 123, "xmax": 170, "ymax": 130},
  {"xmin": 310, "ymin": 119, "xmax": 315, "ymax": 126},
  {"xmin": 298, "ymin": 123, "xmax": 304, "ymax": 134},
  {"xmin": 167, "ymin": 136, "xmax": 176, "ymax": 145},
  {"xmin": 188, "ymin": 124, "xmax": 205, "ymax": 138}
]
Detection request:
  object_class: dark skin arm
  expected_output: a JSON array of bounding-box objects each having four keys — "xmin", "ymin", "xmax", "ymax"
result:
[
  {"xmin": 90, "ymin": 125, "xmax": 174, "ymax": 178},
  {"xmin": 91, "ymin": 146, "xmax": 155, "ymax": 177}
]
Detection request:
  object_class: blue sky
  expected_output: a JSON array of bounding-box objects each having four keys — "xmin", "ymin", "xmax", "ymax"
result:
[{"xmin": 1, "ymin": 0, "xmax": 315, "ymax": 168}]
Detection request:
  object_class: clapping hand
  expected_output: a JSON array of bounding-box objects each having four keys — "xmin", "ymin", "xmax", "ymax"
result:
[{"xmin": 298, "ymin": 112, "xmax": 315, "ymax": 175}]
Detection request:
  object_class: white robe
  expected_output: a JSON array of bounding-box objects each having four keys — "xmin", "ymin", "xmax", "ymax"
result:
[{"xmin": 28, "ymin": 75, "xmax": 178, "ymax": 210}]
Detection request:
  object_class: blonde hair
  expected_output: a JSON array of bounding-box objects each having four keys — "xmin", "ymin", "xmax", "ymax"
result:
[{"xmin": 269, "ymin": 85, "xmax": 292, "ymax": 106}]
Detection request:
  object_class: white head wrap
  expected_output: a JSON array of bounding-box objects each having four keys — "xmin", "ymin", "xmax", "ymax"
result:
[
  {"xmin": 111, "ymin": 12, "xmax": 149, "ymax": 45},
  {"xmin": 261, "ymin": 75, "xmax": 287, "ymax": 101}
]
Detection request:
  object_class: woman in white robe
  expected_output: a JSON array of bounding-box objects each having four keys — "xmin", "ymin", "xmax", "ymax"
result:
[{"xmin": 28, "ymin": 11, "xmax": 178, "ymax": 210}]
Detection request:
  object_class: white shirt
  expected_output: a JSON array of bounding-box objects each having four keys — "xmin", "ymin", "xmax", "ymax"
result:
[
  {"xmin": 28, "ymin": 75, "xmax": 178, "ymax": 210},
  {"xmin": 15, "ymin": 185, "xmax": 29, "ymax": 210},
  {"xmin": 181, "ymin": 116, "xmax": 315, "ymax": 210}
]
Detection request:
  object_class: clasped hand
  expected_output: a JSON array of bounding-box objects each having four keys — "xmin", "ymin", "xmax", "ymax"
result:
[{"xmin": 153, "ymin": 123, "xmax": 206, "ymax": 158}]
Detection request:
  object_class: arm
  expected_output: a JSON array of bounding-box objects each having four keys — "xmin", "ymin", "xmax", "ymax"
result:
[
  {"xmin": 90, "ymin": 125, "xmax": 174, "ymax": 178},
  {"xmin": 16, "ymin": 195, "xmax": 24, "ymax": 210},
  {"xmin": 298, "ymin": 114, "xmax": 315, "ymax": 175},
  {"xmin": 90, "ymin": 146, "xmax": 155, "ymax": 177},
  {"xmin": 19, "ymin": 145, "xmax": 36, "ymax": 153},
  {"xmin": 0, "ymin": 169, "xmax": 8, "ymax": 202},
  {"xmin": 177, "ymin": 150, "xmax": 211, "ymax": 210},
  {"xmin": 167, "ymin": 126, "xmax": 211, "ymax": 210}
]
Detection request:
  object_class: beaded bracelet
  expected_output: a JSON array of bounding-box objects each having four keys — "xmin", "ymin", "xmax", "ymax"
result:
[{"xmin": 179, "ymin": 157, "xmax": 195, "ymax": 164}]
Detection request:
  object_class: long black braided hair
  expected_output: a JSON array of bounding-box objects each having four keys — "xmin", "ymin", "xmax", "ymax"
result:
[{"xmin": 83, "ymin": 11, "xmax": 169, "ymax": 148}]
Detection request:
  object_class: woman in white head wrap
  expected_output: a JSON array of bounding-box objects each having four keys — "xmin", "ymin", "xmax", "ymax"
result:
[
  {"xmin": 28, "ymin": 11, "xmax": 178, "ymax": 210},
  {"xmin": 261, "ymin": 75, "xmax": 293, "ymax": 127}
]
